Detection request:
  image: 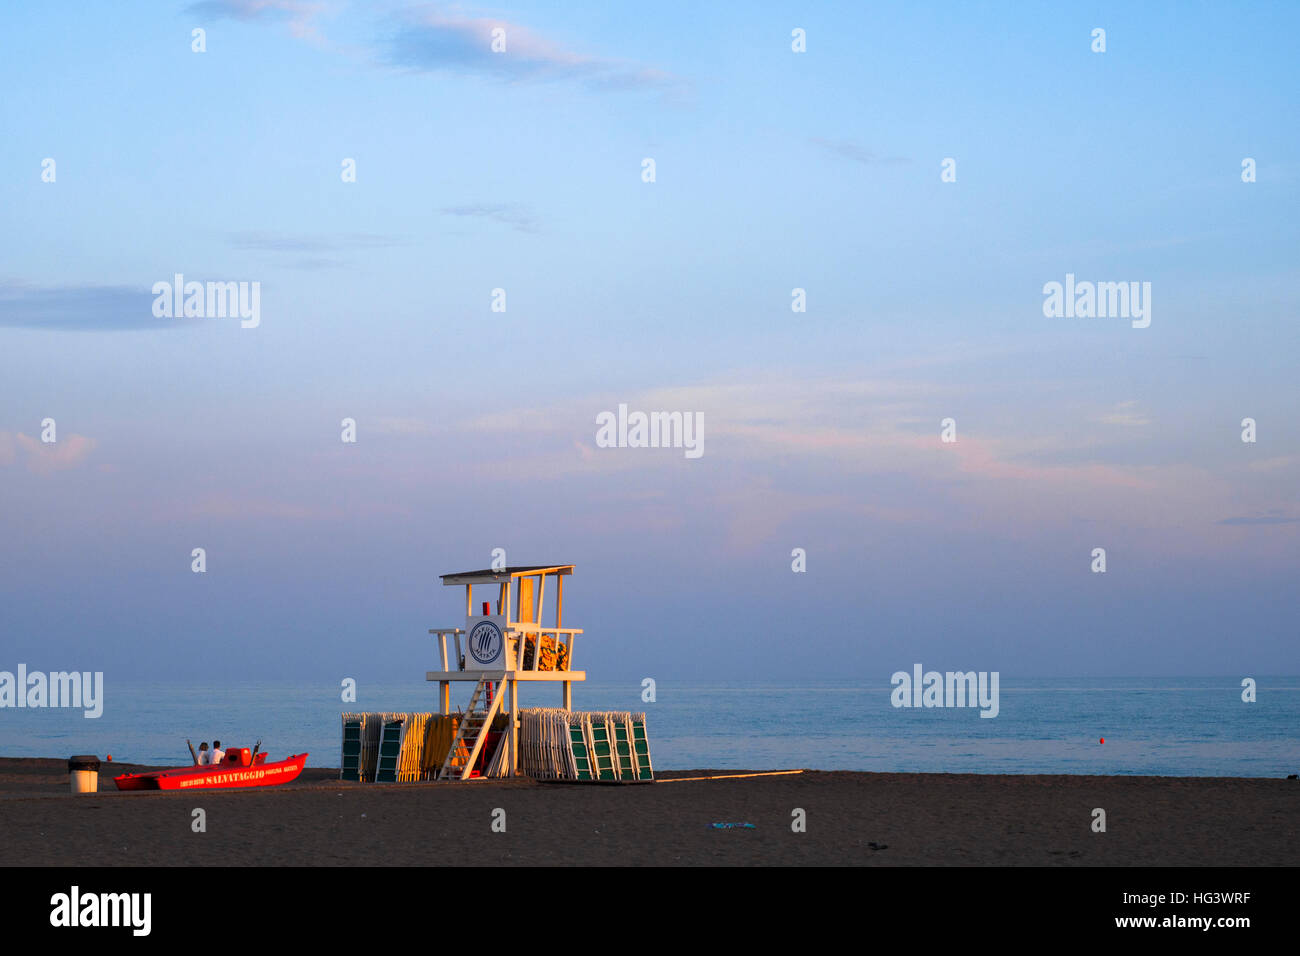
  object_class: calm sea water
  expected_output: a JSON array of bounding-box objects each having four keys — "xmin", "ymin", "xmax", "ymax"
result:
[{"xmin": 1, "ymin": 678, "xmax": 1296, "ymax": 777}]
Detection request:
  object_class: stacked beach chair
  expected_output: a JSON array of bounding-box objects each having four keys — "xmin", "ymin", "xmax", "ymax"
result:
[
  {"xmin": 345, "ymin": 709, "xmax": 651, "ymax": 782},
  {"xmin": 518, "ymin": 708, "xmax": 577, "ymax": 778},
  {"xmin": 374, "ymin": 717, "xmax": 404, "ymax": 782},
  {"xmin": 341, "ymin": 712, "xmax": 463, "ymax": 782},
  {"xmin": 341, "ymin": 712, "xmax": 384, "ymax": 781},
  {"xmin": 391, "ymin": 713, "xmax": 432, "ymax": 782},
  {"xmin": 517, "ymin": 709, "xmax": 653, "ymax": 782}
]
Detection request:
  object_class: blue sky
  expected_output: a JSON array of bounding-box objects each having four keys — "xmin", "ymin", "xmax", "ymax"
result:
[{"xmin": 1, "ymin": 1, "xmax": 1297, "ymax": 683}]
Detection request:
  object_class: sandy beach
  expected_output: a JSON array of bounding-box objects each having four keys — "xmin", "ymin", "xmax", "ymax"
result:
[{"xmin": 1, "ymin": 757, "xmax": 1294, "ymax": 866}]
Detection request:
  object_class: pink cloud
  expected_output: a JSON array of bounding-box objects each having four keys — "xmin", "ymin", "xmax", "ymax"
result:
[
  {"xmin": 8, "ymin": 432, "xmax": 97, "ymax": 473},
  {"xmin": 189, "ymin": 0, "xmax": 333, "ymax": 43},
  {"xmin": 944, "ymin": 438, "xmax": 1156, "ymax": 491},
  {"xmin": 161, "ymin": 493, "xmax": 412, "ymax": 522}
]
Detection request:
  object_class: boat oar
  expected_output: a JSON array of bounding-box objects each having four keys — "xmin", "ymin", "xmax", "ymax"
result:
[
  {"xmin": 250, "ymin": 738, "xmax": 262, "ymax": 764},
  {"xmin": 187, "ymin": 739, "xmax": 199, "ymax": 766}
]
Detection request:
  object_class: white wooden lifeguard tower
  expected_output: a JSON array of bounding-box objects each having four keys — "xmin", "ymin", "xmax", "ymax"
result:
[{"xmin": 427, "ymin": 565, "xmax": 584, "ymax": 780}]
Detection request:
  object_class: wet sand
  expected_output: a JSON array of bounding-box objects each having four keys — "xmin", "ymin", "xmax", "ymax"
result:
[{"xmin": 0, "ymin": 758, "xmax": 1294, "ymax": 866}]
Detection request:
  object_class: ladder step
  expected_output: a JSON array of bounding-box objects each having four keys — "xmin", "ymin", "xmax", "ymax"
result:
[{"xmin": 437, "ymin": 675, "xmax": 503, "ymax": 781}]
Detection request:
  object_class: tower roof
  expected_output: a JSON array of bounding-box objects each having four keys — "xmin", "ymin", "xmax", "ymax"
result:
[{"xmin": 440, "ymin": 565, "xmax": 574, "ymax": 585}]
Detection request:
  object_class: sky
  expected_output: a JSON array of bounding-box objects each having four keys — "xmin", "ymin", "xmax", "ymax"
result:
[{"xmin": 0, "ymin": 1, "xmax": 1297, "ymax": 683}]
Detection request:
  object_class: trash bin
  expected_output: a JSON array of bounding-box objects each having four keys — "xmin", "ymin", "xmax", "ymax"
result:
[{"xmin": 68, "ymin": 755, "xmax": 101, "ymax": 794}]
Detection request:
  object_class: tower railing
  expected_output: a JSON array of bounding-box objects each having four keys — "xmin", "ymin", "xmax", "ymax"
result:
[{"xmin": 507, "ymin": 623, "xmax": 583, "ymax": 671}]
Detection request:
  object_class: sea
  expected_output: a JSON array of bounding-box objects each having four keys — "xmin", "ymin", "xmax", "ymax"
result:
[{"xmin": 1, "ymin": 677, "xmax": 1296, "ymax": 777}]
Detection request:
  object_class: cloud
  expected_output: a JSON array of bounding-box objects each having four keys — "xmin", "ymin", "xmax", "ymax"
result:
[
  {"xmin": 161, "ymin": 492, "xmax": 411, "ymax": 522},
  {"xmin": 1245, "ymin": 455, "xmax": 1298, "ymax": 473},
  {"xmin": 449, "ymin": 374, "xmax": 1259, "ymax": 552},
  {"xmin": 184, "ymin": 494, "xmax": 341, "ymax": 521},
  {"xmin": 0, "ymin": 282, "xmax": 195, "ymax": 331},
  {"xmin": 189, "ymin": 3, "xmax": 688, "ymax": 97},
  {"xmin": 439, "ymin": 203, "xmax": 538, "ymax": 234},
  {"xmin": 385, "ymin": 8, "xmax": 687, "ymax": 95},
  {"xmin": 371, "ymin": 417, "xmax": 434, "ymax": 436},
  {"xmin": 463, "ymin": 377, "xmax": 1158, "ymax": 494},
  {"xmin": 1095, "ymin": 401, "xmax": 1151, "ymax": 427},
  {"xmin": 942, "ymin": 436, "xmax": 1156, "ymax": 491},
  {"xmin": 810, "ymin": 137, "xmax": 909, "ymax": 166},
  {"xmin": 187, "ymin": 0, "xmax": 333, "ymax": 43},
  {"xmin": 283, "ymin": 258, "xmax": 344, "ymax": 271},
  {"xmin": 2, "ymin": 431, "xmax": 97, "ymax": 473},
  {"xmin": 712, "ymin": 478, "xmax": 927, "ymax": 552},
  {"xmin": 1217, "ymin": 515, "xmax": 1300, "ymax": 526},
  {"xmin": 229, "ymin": 234, "xmax": 334, "ymax": 254},
  {"xmin": 229, "ymin": 232, "xmax": 402, "ymax": 252},
  {"xmin": 227, "ymin": 232, "xmax": 404, "ymax": 269}
]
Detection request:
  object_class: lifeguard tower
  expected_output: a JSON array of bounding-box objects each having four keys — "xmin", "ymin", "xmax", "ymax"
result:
[{"xmin": 427, "ymin": 565, "xmax": 584, "ymax": 779}]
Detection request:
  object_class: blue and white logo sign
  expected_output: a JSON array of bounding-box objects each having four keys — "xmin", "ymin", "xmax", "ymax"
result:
[{"xmin": 466, "ymin": 616, "xmax": 506, "ymax": 668}]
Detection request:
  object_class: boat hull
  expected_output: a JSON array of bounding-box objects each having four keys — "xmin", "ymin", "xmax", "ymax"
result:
[{"xmin": 114, "ymin": 754, "xmax": 308, "ymax": 791}]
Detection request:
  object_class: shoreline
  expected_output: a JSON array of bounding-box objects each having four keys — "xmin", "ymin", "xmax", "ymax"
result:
[{"xmin": 1, "ymin": 757, "xmax": 1295, "ymax": 866}]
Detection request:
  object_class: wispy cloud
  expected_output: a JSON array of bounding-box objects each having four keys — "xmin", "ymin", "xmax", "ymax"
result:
[
  {"xmin": 439, "ymin": 203, "xmax": 538, "ymax": 234},
  {"xmin": 464, "ymin": 377, "xmax": 1159, "ymax": 497},
  {"xmin": 187, "ymin": 0, "xmax": 334, "ymax": 43},
  {"xmin": 189, "ymin": 3, "xmax": 687, "ymax": 97},
  {"xmin": 184, "ymin": 494, "xmax": 342, "ymax": 521},
  {"xmin": 228, "ymin": 232, "xmax": 404, "ymax": 269},
  {"xmin": 447, "ymin": 373, "xmax": 1268, "ymax": 551},
  {"xmin": 385, "ymin": 8, "xmax": 688, "ymax": 96},
  {"xmin": 0, "ymin": 282, "xmax": 193, "ymax": 331},
  {"xmin": 372, "ymin": 417, "xmax": 434, "ymax": 436},
  {"xmin": 810, "ymin": 137, "xmax": 909, "ymax": 166},
  {"xmin": 1, "ymin": 431, "xmax": 97, "ymax": 473},
  {"xmin": 1096, "ymin": 400, "xmax": 1151, "ymax": 427},
  {"xmin": 1218, "ymin": 514, "xmax": 1300, "ymax": 526},
  {"xmin": 158, "ymin": 492, "xmax": 411, "ymax": 522},
  {"xmin": 1246, "ymin": 455, "xmax": 1299, "ymax": 473},
  {"xmin": 229, "ymin": 232, "xmax": 402, "ymax": 252}
]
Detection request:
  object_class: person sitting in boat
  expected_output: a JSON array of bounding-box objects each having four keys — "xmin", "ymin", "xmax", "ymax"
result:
[
  {"xmin": 211, "ymin": 740, "xmax": 225, "ymax": 765},
  {"xmin": 197, "ymin": 742, "xmax": 211, "ymax": 765}
]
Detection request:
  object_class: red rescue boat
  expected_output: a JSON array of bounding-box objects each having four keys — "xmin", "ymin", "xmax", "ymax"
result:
[{"xmin": 114, "ymin": 750, "xmax": 308, "ymax": 791}]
